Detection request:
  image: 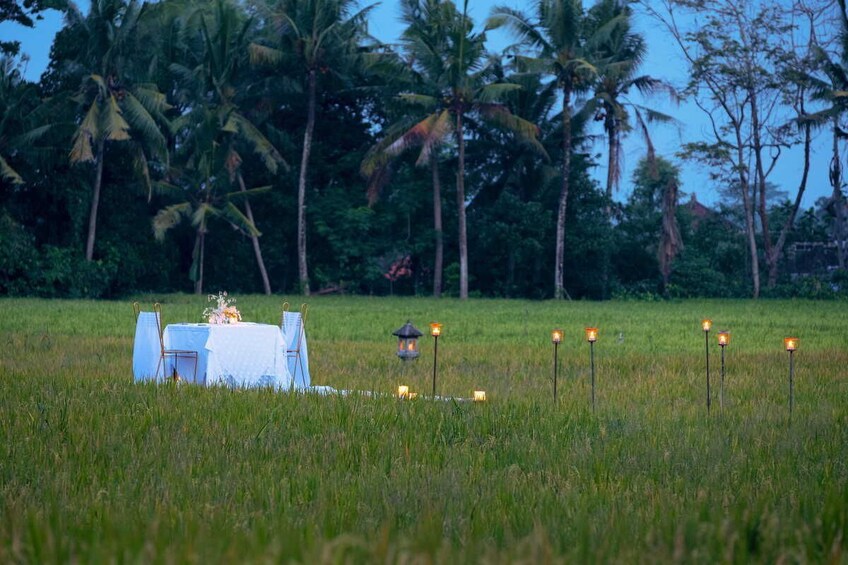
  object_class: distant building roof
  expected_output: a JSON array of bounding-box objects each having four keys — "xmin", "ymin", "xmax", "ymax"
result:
[{"xmin": 683, "ymin": 193, "xmax": 713, "ymax": 220}]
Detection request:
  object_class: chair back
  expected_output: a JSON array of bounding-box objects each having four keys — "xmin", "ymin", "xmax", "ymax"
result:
[
  {"xmin": 280, "ymin": 302, "xmax": 308, "ymax": 353},
  {"xmin": 132, "ymin": 302, "xmax": 163, "ymax": 381},
  {"xmin": 280, "ymin": 302, "xmax": 310, "ymax": 388}
]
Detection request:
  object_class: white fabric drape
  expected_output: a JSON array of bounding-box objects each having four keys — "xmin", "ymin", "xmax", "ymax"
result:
[{"xmin": 132, "ymin": 312, "xmax": 162, "ymax": 381}]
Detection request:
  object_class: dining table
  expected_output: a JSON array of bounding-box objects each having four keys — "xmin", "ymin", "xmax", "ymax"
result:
[{"xmin": 162, "ymin": 322, "xmax": 292, "ymax": 389}]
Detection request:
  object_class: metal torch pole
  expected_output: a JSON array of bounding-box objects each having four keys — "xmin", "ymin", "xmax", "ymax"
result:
[
  {"xmin": 720, "ymin": 345, "xmax": 725, "ymax": 411},
  {"xmin": 789, "ymin": 349, "xmax": 794, "ymax": 423},
  {"xmin": 432, "ymin": 335, "xmax": 439, "ymax": 398},
  {"xmin": 705, "ymin": 331, "xmax": 711, "ymax": 414},
  {"xmin": 553, "ymin": 341, "xmax": 559, "ymax": 402},
  {"xmin": 590, "ymin": 341, "xmax": 595, "ymax": 413}
]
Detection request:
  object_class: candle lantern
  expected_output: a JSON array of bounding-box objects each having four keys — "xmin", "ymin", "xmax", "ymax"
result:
[
  {"xmin": 585, "ymin": 328, "xmax": 598, "ymax": 412},
  {"xmin": 473, "ymin": 390, "xmax": 487, "ymax": 402},
  {"xmin": 785, "ymin": 337, "xmax": 798, "ymax": 421},
  {"xmin": 429, "ymin": 323, "xmax": 443, "ymax": 397},
  {"xmin": 392, "ymin": 321, "xmax": 423, "ymax": 361},
  {"xmin": 717, "ymin": 331, "xmax": 730, "ymax": 410},
  {"xmin": 702, "ymin": 319, "xmax": 712, "ymax": 414},
  {"xmin": 551, "ymin": 329, "xmax": 563, "ymax": 401}
]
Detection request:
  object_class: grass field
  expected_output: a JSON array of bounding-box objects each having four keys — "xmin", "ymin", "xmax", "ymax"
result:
[{"xmin": 1, "ymin": 295, "xmax": 847, "ymax": 562}]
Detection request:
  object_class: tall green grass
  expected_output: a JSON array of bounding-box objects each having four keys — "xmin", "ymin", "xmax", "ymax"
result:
[{"xmin": 1, "ymin": 296, "xmax": 846, "ymax": 562}]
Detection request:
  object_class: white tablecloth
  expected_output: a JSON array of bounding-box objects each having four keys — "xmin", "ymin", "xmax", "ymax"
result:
[{"xmin": 163, "ymin": 323, "xmax": 292, "ymax": 389}]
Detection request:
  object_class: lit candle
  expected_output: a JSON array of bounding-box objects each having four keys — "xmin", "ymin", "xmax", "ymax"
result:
[
  {"xmin": 718, "ymin": 331, "xmax": 730, "ymax": 347},
  {"xmin": 784, "ymin": 337, "xmax": 798, "ymax": 352},
  {"xmin": 585, "ymin": 327, "xmax": 598, "ymax": 343},
  {"xmin": 430, "ymin": 322, "xmax": 442, "ymax": 337},
  {"xmin": 473, "ymin": 390, "xmax": 486, "ymax": 402},
  {"xmin": 702, "ymin": 319, "xmax": 712, "ymax": 332},
  {"xmin": 397, "ymin": 385, "xmax": 409, "ymax": 398},
  {"xmin": 551, "ymin": 329, "xmax": 563, "ymax": 344}
]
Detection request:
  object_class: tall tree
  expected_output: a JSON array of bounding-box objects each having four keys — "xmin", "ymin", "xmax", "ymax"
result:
[
  {"xmin": 587, "ymin": 0, "xmax": 676, "ymax": 207},
  {"xmin": 0, "ymin": 58, "xmax": 36, "ymax": 184},
  {"xmin": 585, "ymin": 0, "xmax": 677, "ymax": 298},
  {"xmin": 643, "ymin": 0, "xmax": 823, "ymax": 294},
  {"xmin": 364, "ymin": 0, "xmax": 543, "ymax": 299},
  {"xmin": 62, "ymin": 0, "xmax": 170, "ymax": 262},
  {"xmin": 489, "ymin": 0, "xmax": 601, "ymax": 299},
  {"xmin": 806, "ymin": 0, "xmax": 848, "ymax": 269},
  {"xmin": 363, "ymin": 0, "xmax": 544, "ymax": 298},
  {"xmin": 157, "ymin": 0, "xmax": 285, "ymax": 294},
  {"xmin": 249, "ymin": 0, "xmax": 374, "ymax": 295}
]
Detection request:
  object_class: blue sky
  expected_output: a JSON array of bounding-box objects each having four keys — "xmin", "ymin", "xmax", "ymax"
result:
[{"xmin": 0, "ymin": 0, "xmax": 832, "ymax": 209}]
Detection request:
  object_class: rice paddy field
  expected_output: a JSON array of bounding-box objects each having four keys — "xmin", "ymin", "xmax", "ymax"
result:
[{"xmin": 1, "ymin": 295, "xmax": 847, "ymax": 563}]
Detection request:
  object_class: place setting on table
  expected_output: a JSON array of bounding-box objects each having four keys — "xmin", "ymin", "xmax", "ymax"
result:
[{"xmin": 131, "ymin": 292, "xmax": 312, "ymax": 391}]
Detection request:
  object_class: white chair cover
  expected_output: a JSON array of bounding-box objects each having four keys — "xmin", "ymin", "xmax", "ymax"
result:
[
  {"xmin": 282, "ymin": 311, "xmax": 310, "ymax": 388},
  {"xmin": 133, "ymin": 312, "xmax": 162, "ymax": 381}
]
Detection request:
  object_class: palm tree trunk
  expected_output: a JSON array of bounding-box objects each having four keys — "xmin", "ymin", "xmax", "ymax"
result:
[
  {"xmin": 297, "ymin": 69, "xmax": 316, "ymax": 296},
  {"xmin": 831, "ymin": 124, "xmax": 846, "ymax": 269},
  {"xmin": 605, "ymin": 120, "xmax": 617, "ymax": 213},
  {"xmin": 601, "ymin": 120, "xmax": 617, "ymax": 299},
  {"xmin": 85, "ymin": 137, "xmax": 106, "ymax": 262},
  {"xmin": 455, "ymin": 112, "xmax": 468, "ymax": 300},
  {"xmin": 237, "ymin": 172, "xmax": 272, "ymax": 295},
  {"xmin": 430, "ymin": 154, "xmax": 444, "ymax": 298},
  {"xmin": 659, "ymin": 179, "xmax": 682, "ymax": 295},
  {"xmin": 194, "ymin": 228, "xmax": 206, "ymax": 295},
  {"xmin": 555, "ymin": 86, "xmax": 573, "ymax": 300}
]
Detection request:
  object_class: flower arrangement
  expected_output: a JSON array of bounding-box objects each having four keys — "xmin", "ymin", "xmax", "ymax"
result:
[{"xmin": 203, "ymin": 291, "xmax": 241, "ymax": 324}]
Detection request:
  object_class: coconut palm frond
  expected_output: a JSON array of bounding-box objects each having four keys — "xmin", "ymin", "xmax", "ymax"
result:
[
  {"xmin": 153, "ymin": 202, "xmax": 193, "ymax": 240},
  {"xmin": 122, "ymin": 91, "xmax": 168, "ymax": 159},
  {"xmin": 478, "ymin": 104, "xmax": 548, "ymax": 159},
  {"xmin": 103, "ymin": 95, "xmax": 131, "ymax": 142},
  {"xmin": 248, "ymin": 43, "xmax": 285, "ymax": 66},
  {"xmin": 385, "ymin": 112, "xmax": 439, "ymax": 157},
  {"xmin": 70, "ymin": 102, "xmax": 100, "ymax": 163},
  {"xmin": 231, "ymin": 113, "xmax": 287, "ymax": 174},
  {"xmin": 487, "ymin": 7, "xmax": 549, "ymax": 51},
  {"xmin": 221, "ymin": 201, "xmax": 260, "ymax": 236},
  {"xmin": 476, "ymin": 82, "xmax": 523, "ymax": 103},
  {"xmin": 0, "ymin": 154, "xmax": 24, "ymax": 184},
  {"xmin": 226, "ymin": 185, "xmax": 272, "ymax": 200},
  {"xmin": 398, "ymin": 93, "xmax": 439, "ymax": 109},
  {"xmin": 416, "ymin": 109, "xmax": 453, "ymax": 166}
]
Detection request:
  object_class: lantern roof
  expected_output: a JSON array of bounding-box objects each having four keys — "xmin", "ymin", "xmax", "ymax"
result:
[{"xmin": 392, "ymin": 321, "xmax": 423, "ymax": 338}]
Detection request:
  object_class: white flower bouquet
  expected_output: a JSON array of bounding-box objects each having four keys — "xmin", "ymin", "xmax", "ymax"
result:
[{"xmin": 203, "ymin": 291, "xmax": 241, "ymax": 324}]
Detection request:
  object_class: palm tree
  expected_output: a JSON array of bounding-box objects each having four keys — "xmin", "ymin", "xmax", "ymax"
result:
[
  {"xmin": 805, "ymin": 0, "xmax": 848, "ymax": 269},
  {"xmin": 0, "ymin": 58, "xmax": 34, "ymax": 185},
  {"xmin": 159, "ymin": 0, "xmax": 285, "ymax": 294},
  {"xmin": 153, "ymin": 160, "xmax": 271, "ymax": 295},
  {"xmin": 489, "ymin": 0, "xmax": 600, "ymax": 299},
  {"xmin": 586, "ymin": 0, "xmax": 677, "ymax": 207},
  {"xmin": 63, "ymin": 0, "xmax": 170, "ymax": 262},
  {"xmin": 366, "ymin": 0, "xmax": 543, "ymax": 299},
  {"xmin": 248, "ymin": 0, "xmax": 374, "ymax": 295}
]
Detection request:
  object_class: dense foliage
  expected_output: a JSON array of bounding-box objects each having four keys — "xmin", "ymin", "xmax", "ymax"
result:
[{"xmin": 1, "ymin": 0, "xmax": 846, "ymax": 299}]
